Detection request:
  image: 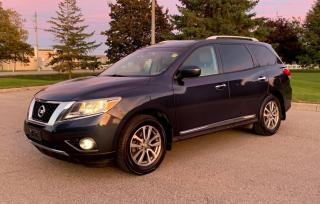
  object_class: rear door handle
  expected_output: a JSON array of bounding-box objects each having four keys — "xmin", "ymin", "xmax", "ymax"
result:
[
  {"xmin": 215, "ymin": 84, "xmax": 227, "ymax": 90},
  {"xmin": 258, "ymin": 76, "xmax": 267, "ymax": 81}
]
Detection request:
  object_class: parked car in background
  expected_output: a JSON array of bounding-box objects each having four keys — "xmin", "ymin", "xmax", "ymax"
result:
[{"xmin": 24, "ymin": 36, "xmax": 292, "ymax": 175}]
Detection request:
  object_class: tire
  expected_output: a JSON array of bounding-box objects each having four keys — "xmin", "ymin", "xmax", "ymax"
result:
[
  {"xmin": 116, "ymin": 115, "xmax": 166, "ymax": 175},
  {"xmin": 253, "ymin": 95, "xmax": 282, "ymax": 136}
]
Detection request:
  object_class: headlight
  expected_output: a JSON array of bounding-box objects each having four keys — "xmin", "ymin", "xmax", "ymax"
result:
[
  {"xmin": 27, "ymin": 98, "xmax": 36, "ymax": 119},
  {"xmin": 62, "ymin": 97, "xmax": 121, "ymax": 120}
]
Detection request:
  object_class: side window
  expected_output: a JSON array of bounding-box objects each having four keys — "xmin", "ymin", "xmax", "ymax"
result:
[
  {"xmin": 219, "ymin": 44, "xmax": 254, "ymax": 73},
  {"xmin": 247, "ymin": 45, "xmax": 277, "ymax": 67},
  {"xmin": 182, "ymin": 46, "xmax": 219, "ymax": 76}
]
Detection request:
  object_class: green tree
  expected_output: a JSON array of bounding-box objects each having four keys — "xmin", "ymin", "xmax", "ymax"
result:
[
  {"xmin": 80, "ymin": 55, "xmax": 101, "ymax": 71},
  {"xmin": 172, "ymin": 0, "xmax": 268, "ymax": 40},
  {"xmin": 0, "ymin": 2, "xmax": 33, "ymax": 71},
  {"xmin": 103, "ymin": 0, "xmax": 173, "ymax": 63},
  {"xmin": 264, "ymin": 18, "xmax": 304, "ymax": 64},
  {"xmin": 299, "ymin": 0, "xmax": 320, "ymax": 68},
  {"xmin": 47, "ymin": 0, "xmax": 100, "ymax": 78}
]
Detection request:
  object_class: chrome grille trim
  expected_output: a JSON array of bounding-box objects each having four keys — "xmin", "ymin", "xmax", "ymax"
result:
[{"xmin": 28, "ymin": 98, "xmax": 75, "ymax": 126}]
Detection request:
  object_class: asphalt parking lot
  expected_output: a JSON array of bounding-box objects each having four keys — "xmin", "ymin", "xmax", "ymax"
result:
[{"xmin": 0, "ymin": 89, "xmax": 320, "ymax": 203}]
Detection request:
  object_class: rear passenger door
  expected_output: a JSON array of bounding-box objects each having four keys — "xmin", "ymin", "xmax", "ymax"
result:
[{"xmin": 217, "ymin": 43, "xmax": 269, "ymax": 118}]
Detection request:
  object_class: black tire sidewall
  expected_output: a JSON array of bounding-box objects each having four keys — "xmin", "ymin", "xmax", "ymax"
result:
[
  {"xmin": 119, "ymin": 115, "xmax": 166, "ymax": 175},
  {"xmin": 258, "ymin": 95, "xmax": 282, "ymax": 135}
]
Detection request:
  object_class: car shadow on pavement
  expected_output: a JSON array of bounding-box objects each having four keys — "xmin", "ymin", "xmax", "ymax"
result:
[{"xmin": 31, "ymin": 127, "xmax": 260, "ymax": 178}]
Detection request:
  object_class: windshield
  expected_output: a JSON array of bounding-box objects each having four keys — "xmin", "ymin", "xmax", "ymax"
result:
[{"xmin": 101, "ymin": 48, "xmax": 181, "ymax": 77}]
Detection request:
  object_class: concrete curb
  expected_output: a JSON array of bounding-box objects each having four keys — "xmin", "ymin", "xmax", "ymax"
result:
[
  {"xmin": 0, "ymin": 70, "xmax": 100, "ymax": 77},
  {"xmin": 291, "ymin": 102, "xmax": 320, "ymax": 112},
  {"xmin": 0, "ymin": 86, "xmax": 48, "ymax": 93},
  {"xmin": 0, "ymin": 87, "xmax": 319, "ymax": 113}
]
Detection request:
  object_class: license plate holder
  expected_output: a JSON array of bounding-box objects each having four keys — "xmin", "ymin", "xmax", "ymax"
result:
[{"xmin": 29, "ymin": 127, "xmax": 42, "ymax": 141}]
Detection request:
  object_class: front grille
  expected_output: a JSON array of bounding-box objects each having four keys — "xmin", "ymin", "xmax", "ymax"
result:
[{"xmin": 32, "ymin": 101, "xmax": 59, "ymax": 123}]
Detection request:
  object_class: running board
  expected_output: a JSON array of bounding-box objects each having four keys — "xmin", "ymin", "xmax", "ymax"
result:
[{"xmin": 179, "ymin": 115, "xmax": 256, "ymax": 135}]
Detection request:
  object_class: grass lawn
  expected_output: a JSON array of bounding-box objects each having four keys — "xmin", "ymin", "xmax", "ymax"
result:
[
  {"xmin": 291, "ymin": 71, "xmax": 320, "ymax": 103},
  {"xmin": 0, "ymin": 73, "xmax": 95, "ymax": 89}
]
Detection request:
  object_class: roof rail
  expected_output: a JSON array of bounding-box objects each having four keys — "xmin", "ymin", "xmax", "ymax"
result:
[
  {"xmin": 159, "ymin": 40, "xmax": 181, "ymax": 44},
  {"xmin": 206, "ymin": 35, "xmax": 259, "ymax": 42}
]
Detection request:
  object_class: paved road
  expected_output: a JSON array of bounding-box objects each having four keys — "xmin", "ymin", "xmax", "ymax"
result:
[{"xmin": 0, "ymin": 89, "xmax": 320, "ymax": 204}]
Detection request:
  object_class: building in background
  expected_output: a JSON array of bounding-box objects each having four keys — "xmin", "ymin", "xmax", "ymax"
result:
[
  {"xmin": 0, "ymin": 48, "xmax": 54, "ymax": 72},
  {"xmin": 0, "ymin": 48, "xmax": 109, "ymax": 72},
  {"xmin": 95, "ymin": 55, "xmax": 109, "ymax": 65}
]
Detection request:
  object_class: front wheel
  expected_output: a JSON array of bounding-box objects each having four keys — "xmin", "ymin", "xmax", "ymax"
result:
[
  {"xmin": 253, "ymin": 95, "xmax": 282, "ymax": 136},
  {"xmin": 116, "ymin": 115, "xmax": 166, "ymax": 175}
]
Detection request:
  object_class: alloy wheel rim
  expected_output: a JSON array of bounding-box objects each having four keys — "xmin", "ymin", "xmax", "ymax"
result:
[
  {"xmin": 263, "ymin": 101, "xmax": 280, "ymax": 130},
  {"xmin": 129, "ymin": 125, "xmax": 162, "ymax": 167}
]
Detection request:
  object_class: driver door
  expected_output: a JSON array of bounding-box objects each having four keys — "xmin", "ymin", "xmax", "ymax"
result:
[{"xmin": 174, "ymin": 45, "xmax": 232, "ymax": 137}]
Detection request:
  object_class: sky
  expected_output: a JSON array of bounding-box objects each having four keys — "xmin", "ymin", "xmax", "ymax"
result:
[{"xmin": 1, "ymin": 0, "xmax": 316, "ymax": 55}]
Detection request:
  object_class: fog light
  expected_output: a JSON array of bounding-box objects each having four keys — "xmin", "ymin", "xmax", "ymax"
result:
[{"xmin": 79, "ymin": 138, "xmax": 96, "ymax": 150}]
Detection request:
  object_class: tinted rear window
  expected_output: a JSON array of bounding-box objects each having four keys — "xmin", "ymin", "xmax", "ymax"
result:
[
  {"xmin": 219, "ymin": 44, "xmax": 254, "ymax": 73},
  {"xmin": 247, "ymin": 45, "xmax": 277, "ymax": 67}
]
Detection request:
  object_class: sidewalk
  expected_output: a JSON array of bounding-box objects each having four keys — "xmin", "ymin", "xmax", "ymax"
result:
[{"xmin": 0, "ymin": 69, "xmax": 100, "ymax": 77}]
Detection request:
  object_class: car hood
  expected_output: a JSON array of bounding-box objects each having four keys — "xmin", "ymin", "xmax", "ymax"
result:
[{"xmin": 35, "ymin": 76, "xmax": 150, "ymax": 101}]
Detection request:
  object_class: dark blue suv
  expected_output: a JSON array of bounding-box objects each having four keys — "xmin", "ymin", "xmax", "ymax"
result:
[{"xmin": 24, "ymin": 36, "xmax": 292, "ymax": 175}]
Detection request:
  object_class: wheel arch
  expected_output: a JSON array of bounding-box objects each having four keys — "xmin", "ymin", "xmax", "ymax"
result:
[
  {"xmin": 270, "ymin": 90, "xmax": 286, "ymax": 120},
  {"xmin": 113, "ymin": 108, "xmax": 174, "ymax": 152}
]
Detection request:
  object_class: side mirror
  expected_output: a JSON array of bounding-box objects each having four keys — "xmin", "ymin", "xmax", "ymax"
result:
[{"xmin": 177, "ymin": 66, "xmax": 201, "ymax": 79}]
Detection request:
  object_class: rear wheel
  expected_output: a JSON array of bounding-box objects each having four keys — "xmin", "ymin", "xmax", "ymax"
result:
[
  {"xmin": 116, "ymin": 115, "xmax": 166, "ymax": 175},
  {"xmin": 253, "ymin": 95, "xmax": 282, "ymax": 136}
]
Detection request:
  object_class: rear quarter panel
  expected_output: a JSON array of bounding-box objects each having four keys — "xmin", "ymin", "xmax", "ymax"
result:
[{"xmin": 265, "ymin": 64, "xmax": 292, "ymax": 112}]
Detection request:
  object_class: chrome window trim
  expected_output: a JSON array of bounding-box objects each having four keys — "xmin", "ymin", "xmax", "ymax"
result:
[
  {"xmin": 27, "ymin": 98, "xmax": 75, "ymax": 126},
  {"xmin": 180, "ymin": 114, "xmax": 256, "ymax": 135}
]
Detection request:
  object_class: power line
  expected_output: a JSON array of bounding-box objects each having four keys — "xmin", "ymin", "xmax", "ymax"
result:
[
  {"xmin": 23, "ymin": 26, "xmax": 106, "ymax": 37},
  {"xmin": 24, "ymin": 26, "xmax": 47, "ymax": 31}
]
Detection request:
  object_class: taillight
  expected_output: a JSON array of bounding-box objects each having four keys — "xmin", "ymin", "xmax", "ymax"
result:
[{"xmin": 283, "ymin": 68, "xmax": 291, "ymax": 76}]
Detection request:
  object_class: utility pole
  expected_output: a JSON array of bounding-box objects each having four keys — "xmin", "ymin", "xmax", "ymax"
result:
[
  {"xmin": 151, "ymin": 0, "xmax": 156, "ymax": 45},
  {"xmin": 34, "ymin": 11, "xmax": 40, "ymax": 71}
]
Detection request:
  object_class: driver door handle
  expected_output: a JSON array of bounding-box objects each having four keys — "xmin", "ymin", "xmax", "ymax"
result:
[
  {"xmin": 258, "ymin": 76, "xmax": 267, "ymax": 81},
  {"xmin": 215, "ymin": 84, "xmax": 227, "ymax": 90}
]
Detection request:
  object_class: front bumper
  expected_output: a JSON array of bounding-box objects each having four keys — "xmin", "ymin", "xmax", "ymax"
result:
[
  {"xmin": 31, "ymin": 140, "xmax": 69, "ymax": 156},
  {"xmin": 24, "ymin": 113, "xmax": 120, "ymax": 163}
]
